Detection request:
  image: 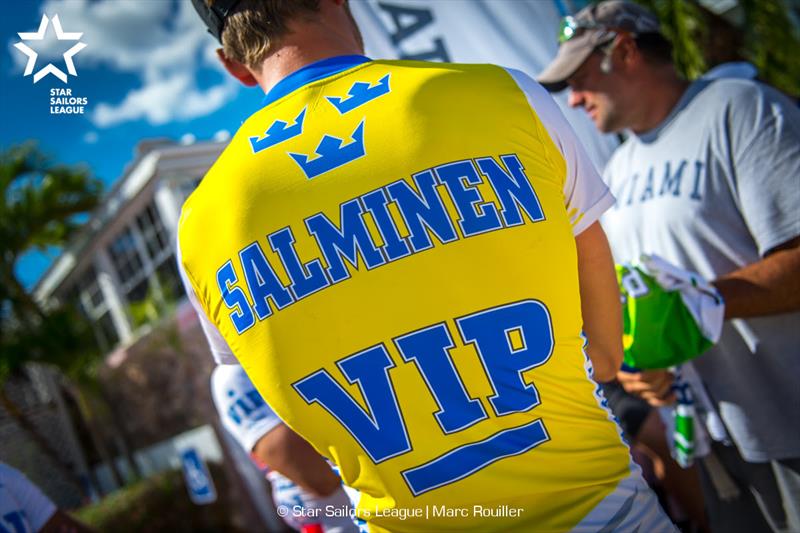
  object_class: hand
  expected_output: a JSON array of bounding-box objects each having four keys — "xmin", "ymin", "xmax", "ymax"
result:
[{"xmin": 616, "ymin": 369, "xmax": 676, "ymax": 406}]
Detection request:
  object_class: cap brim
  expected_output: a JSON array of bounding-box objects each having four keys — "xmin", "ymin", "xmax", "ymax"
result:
[{"xmin": 537, "ymin": 37, "xmax": 596, "ymax": 92}]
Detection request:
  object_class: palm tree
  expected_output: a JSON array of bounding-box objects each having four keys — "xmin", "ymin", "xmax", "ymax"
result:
[{"xmin": 1, "ymin": 142, "xmax": 103, "ymax": 498}]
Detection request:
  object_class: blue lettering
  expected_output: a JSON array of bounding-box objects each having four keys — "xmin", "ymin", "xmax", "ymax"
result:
[
  {"xmin": 659, "ymin": 160, "xmax": 686, "ymax": 197},
  {"xmin": 2, "ymin": 511, "xmax": 27, "ymax": 533},
  {"xmin": 394, "ymin": 324, "xmax": 487, "ymax": 434},
  {"xmin": 477, "ymin": 154, "xmax": 545, "ymax": 226},
  {"xmin": 226, "ymin": 405, "xmax": 242, "ymax": 425},
  {"xmin": 690, "ymin": 160, "xmax": 704, "ymax": 200},
  {"xmin": 386, "ymin": 170, "xmax": 457, "ymax": 252},
  {"xmin": 625, "ymin": 173, "xmax": 639, "ymax": 206},
  {"xmin": 640, "ymin": 167, "xmax": 655, "ymax": 202},
  {"xmin": 456, "ymin": 300, "xmax": 554, "ymax": 416},
  {"xmin": 361, "ymin": 188, "xmax": 411, "ymax": 261},
  {"xmin": 292, "ymin": 299, "xmax": 557, "ymax": 494},
  {"xmin": 306, "ymin": 199, "xmax": 385, "ymax": 283},
  {"xmin": 239, "ymin": 242, "xmax": 294, "ymax": 320},
  {"xmin": 216, "ymin": 261, "xmax": 256, "ymax": 334},
  {"xmin": 378, "ymin": 3, "xmax": 451, "ymax": 61},
  {"xmin": 235, "ymin": 396, "xmax": 257, "ymax": 417},
  {"xmin": 435, "ymin": 160, "xmax": 503, "ymax": 237},
  {"xmin": 268, "ymin": 227, "xmax": 330, "ymax": 299},
  {"xmin": 245, "ymin": 389, "xmax": 264, "ymax": 407},
  {"xmin": 293, "ymin": 345, "xmax": 411, "ymax": 463}
]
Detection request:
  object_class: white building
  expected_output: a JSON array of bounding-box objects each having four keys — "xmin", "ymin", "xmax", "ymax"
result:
[{"xmin": 34, "ymin": 138, "xmax": 225, "ymax": 351}]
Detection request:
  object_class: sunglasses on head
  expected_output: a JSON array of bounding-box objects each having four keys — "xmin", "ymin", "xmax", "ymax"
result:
[{"xmin": 558, "ymin": 15, "xmax": 631, "ymax": 44}]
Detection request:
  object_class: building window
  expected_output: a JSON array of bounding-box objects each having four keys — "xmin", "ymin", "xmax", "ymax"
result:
[
  {"xmin": 75, "ymin": 267, "xmax": 105, "ymax": 316},
  {"xmin": 95, "ymin": 311, "xmax": 119, "ymax": 351},
  {"xmin": 68, "ymin": 268, "xmax": 119, "ymax": 351},
  {"xmin": 155, "ymin": 254, "xmax": 183, "ymax": 301},
  {"xmin": 135, "ymin": 202, "xmax": 171, "ymax": 264},
  {"xmin": 108, "ymin": 228, "xmax": 144, "ymax": 288},
  {"xmin": 107, "ymin": 200, "xmax": 186, "ymax": 330}
]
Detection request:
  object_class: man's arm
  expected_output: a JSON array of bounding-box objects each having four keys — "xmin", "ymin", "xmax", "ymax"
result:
[
  {"xmin": 253, "ymin": 424, "xmax": 341, "ymax": 498},
  {"xmin": 717, "ymin": 82, "xmax": 800, "ymax": 319},
  {"xmin": 576, "ymin": 221, "xmax": 623, "ymax": 382},
  {"xmin": 713, "ymin": 236, "xmax": 800, "ymax": 319},
  {"xmin": 617, "ymin": 237, "xmax": 800, "ymax": 406}
]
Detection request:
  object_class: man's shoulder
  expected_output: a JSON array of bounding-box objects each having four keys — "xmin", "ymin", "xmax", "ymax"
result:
[
  {"xmin": 690, "ymin": 77, "xmax": 790, "ymax": 115},
  {"xmin": 699, "ymin": 76, "xmax": 758, "ymax": 98}
]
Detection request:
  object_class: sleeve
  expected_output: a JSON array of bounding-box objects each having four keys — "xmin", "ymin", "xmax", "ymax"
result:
[
  {"xmin": 504, "ymin": 67, "xmax": 616, "ymax": 235},
  {"xmin": 0, "ymin": 464, "xmax": 57, "ymax": 532},
  {"xmin": 727, "ymin": 82, "xmax": 800, "ymax": 256},
  {"xmin": 210, "ymin": 366, "xmax": 283, "ymax": 452},
  {"xmin": 176, "ymin": 233, "xmax": 238, "ymax": 365}
]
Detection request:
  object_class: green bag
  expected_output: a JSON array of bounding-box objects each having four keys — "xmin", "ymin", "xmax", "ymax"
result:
[{"xmin": 616, "ymin": 263, "xmax": 714, "ymax": 370}]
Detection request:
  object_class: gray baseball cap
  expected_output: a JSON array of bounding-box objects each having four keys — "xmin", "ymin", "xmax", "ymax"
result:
[{"xmin": 538, "ymin": 0, "xmax": 661, "ymax": 92}]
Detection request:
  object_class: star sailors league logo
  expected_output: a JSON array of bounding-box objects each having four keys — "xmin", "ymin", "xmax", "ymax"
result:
[{"xmin": 14, "ymin": 14, "xmax": 86, "ymax": 84}]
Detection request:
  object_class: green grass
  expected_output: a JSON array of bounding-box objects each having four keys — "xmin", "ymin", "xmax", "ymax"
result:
[{"xmin": 75, "ymin": 464, "xmax": 244, "ymax": 532}]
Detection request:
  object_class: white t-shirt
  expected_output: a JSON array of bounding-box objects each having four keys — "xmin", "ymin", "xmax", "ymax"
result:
[
  {"xmin": 602, "ymin": 78, "xmax": 800, "ymax": 461},
  {"xmin": 210, "ymin": 364, "xmax": 283, "ymax": 452},
  {"xmin": 0, "ymin": 463, "xmax": 56, "ymax": 533}
]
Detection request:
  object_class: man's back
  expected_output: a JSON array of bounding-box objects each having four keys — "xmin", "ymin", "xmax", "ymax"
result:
[{"xmin": 179, "ymin": 58, "xmax": 631, "ymax": 530}]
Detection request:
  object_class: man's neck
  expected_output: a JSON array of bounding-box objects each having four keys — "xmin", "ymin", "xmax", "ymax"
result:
[
  {"xmin": 629, "ymin": 69, "xmax": 690, "ymax": 135},
  {"xmin": 254, "ymin": 11, "xmax": 364, "ymax": 95},
  {"xmin": 256, "ymin": 46, "xmax": 361, "ymax": 94}
]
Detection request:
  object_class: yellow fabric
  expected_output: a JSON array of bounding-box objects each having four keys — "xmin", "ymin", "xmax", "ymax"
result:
[{"xmin": 179, "ymin": 60, "xmax": 630, "ymax": 531}]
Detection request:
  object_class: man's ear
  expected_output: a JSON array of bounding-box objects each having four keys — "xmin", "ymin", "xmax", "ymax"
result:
[
  {"xmin": 216, "ymin": 48, "xmax": 258, "ymax": 87},
  {"xmin": 618, "ymin": 35, "xmax": 642, "ymax": 70}
]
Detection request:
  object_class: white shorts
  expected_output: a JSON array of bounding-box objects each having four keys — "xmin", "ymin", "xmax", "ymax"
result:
[{"xmin": 572, "ymin": 468, "xmax": 677, "ymax": 532}]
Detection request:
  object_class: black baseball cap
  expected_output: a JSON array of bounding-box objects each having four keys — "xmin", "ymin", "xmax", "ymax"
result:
[{"xmin": 191, "ymin": 0, "xmax": 243, "ymax": 43}]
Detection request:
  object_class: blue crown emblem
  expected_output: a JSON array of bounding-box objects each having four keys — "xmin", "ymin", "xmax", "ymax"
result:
[
  {"xmin": 249, "ymin": 107, "xmax": 306, "ymax": 154},
  {"xmin": 289, "ymin": 120, "xmax": 366, "ymax": 179},
  {"xmin": 327, "ymin": 74, "xmax": 390, "ymax": 114}
]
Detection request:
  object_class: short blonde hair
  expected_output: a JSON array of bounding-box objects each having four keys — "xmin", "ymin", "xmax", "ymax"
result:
[{"xmin": 211, "ymin": 0, "xmax": 321, "ymax": 68}]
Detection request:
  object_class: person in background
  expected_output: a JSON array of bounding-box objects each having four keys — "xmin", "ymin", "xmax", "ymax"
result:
[
  {"xmin": 538, "ymin": 1, "xmax": 800, "ymax": 532},
  {"xmin": 211, "ymin": 364, "xmax": 358, "ymax": 532},
  {"xmin": 0, "ymin": 462, "xmax": 92, "ymax": 533}
]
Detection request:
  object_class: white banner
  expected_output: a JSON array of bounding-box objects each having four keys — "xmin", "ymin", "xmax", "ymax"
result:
[{"xmin": 351, "ymin": 0, "xmax": 618, "ymax": 172}]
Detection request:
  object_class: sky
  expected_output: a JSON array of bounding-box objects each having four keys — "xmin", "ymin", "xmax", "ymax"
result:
[
  {"xmin": 1, "ymin": 0, "xmax": 603, "ymax": 290},
  {"xmin": 1, "ymin": 0, "xmax": 264, "ymax": 288}
]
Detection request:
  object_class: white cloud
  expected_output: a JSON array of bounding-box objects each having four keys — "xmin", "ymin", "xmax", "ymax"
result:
[
  {"xmin": 17, "ymin": 0, "xmax": 239, "ymax": 127},
  {"xmin": 213, "ymin": 129, "xmax": 231, "ymax": 142},
  {"xmin": 91, "ymin": 70, "xmax": 236, "ymax": 127},
  {"xmin": 83, "ymin": 131, "xmax": 98, "ymax": 144}
]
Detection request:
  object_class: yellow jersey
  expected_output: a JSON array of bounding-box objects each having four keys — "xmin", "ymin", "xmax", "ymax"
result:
[{"xmin": 179, "ymin": 56, "xmax": 630, "ymax": 531}]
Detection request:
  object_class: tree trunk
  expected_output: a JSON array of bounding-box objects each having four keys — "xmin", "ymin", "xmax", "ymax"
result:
[{"xmin": 0, "ymin": 386, "xmax": 88, "ymax": 499}]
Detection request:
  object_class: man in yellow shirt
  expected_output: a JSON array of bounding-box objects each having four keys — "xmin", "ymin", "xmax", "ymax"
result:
[{"xmin": 182, "ymin": 1, "xmax": 674, "ymax": 530}]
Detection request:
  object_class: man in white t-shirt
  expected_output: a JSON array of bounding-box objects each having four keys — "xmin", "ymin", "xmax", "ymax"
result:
[{"xmin": 539, "ymin": 1, "xmax": 800, "ymax": 531}]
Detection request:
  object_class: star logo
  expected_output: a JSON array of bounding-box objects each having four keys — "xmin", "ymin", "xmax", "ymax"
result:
[{"xmin": 14, "ymin": 14, "xmax": 87, "ymax": 84}]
